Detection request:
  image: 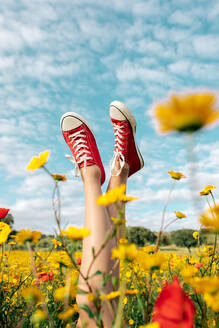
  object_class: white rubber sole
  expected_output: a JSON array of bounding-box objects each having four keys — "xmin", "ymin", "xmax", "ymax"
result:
[
  {"xmin": 110, "ymin": 100, "xmax": 144, "ymax": 169},
  {"xmin": 60, "ymin": 112, "xmax": 95, "ymax": 137}
]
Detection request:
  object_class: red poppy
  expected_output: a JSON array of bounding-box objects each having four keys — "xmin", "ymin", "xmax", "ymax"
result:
[
  {"xmin": 77, "ymin": 258, "xmax": 81, "ymax": 265},
  {"xmin": 194, "ymin": 263, "xmax": 203, "ymax": 270},
  {"xmin": 0, "ymin": 208, "xmax": 10, "ymax": 219},
  {"xmin": 152, "ymin": 276, "xmax": 195, "ymax": 328},
  {"xmin": 38, "ymin": 271, "xmax": 54, "ymax": 282}
]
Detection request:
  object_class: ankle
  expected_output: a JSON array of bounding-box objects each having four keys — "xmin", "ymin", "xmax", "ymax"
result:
[
  {"xmin": 80, "ymin": 165, "xmax": 101, "ymax": 183},
  {"xmin": 111, "ymin": 158, "xmax": 129, "ymax": 178}
]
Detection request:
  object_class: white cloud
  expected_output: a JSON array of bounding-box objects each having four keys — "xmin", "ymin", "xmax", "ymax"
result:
[
  {"xmin": 169, "ymin": 60, "xmax": 191, "ymax": 75},
  {"xmin": 193, "ymin": 35, "xmax": 219, "ymax": 58}
]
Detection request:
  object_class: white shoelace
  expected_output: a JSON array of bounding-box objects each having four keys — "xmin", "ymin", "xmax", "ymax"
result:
[
  {"xmin": 66, "ymin": 129, "xmax": 93, "ymax": 177},
  {"xmin": 110, "ymin": 123, "xmax": 125, "ymax": 176}
]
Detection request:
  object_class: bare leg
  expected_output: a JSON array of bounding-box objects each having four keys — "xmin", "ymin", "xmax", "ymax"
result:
[
  {"xmin": 105, "ymin": 159, "xmax": 129, "ymax": 292},
  {"xmin": 77, "ymin": 165, "xmax": 117, "ymax": 328}
]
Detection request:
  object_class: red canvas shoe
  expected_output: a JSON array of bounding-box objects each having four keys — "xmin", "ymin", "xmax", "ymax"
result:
[
  {"xmin": 60, "ymin": 112, "xmax": 105, "ymax": 185},
  {"xmin": 110, "ymin": 100, "xmax": 144, "ymax": 177}
]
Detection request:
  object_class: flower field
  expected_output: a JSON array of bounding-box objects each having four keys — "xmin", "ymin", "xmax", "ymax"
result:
[
  {"xmin": 0, "ymin": 244, "xmax": 218, "ymax": 327},
  {"xmin": 0, "ymin": 92, "xmax": 219, "ymax": 327}
]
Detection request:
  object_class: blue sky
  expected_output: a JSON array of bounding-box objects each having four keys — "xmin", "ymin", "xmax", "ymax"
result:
[{"xmin": 0, "ymin": 0, "xmax": 219, "ymax": 234}]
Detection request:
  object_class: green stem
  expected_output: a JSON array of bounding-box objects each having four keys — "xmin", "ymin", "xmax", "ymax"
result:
[
  {"xmin": 210, "ymin": 191, "xmax": 217, "ymax": 207},
  {"xmin": 206, "ymin": 196, "xmax": 215, "ymax": 218},
  {"xmin": 163, "ymin": 218, "xmax": 178, "ymax": 231},
  {"xmin": 209, "ymin": 233, "xmax": 217, "ymax": 275},
  {"xmin": 156, "ymin": 180, "xmax": 175, "ymax": 252},
  {"xmin": 114, "ymin": 272, "xmax": 126, "ymax": 328},
  {"xmin": 145, "ymin": 272, "xmax": 153, "ymax": 322}
]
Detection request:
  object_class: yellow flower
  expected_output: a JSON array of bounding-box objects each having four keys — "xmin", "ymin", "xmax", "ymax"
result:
[
  {"xmin": 97, "ymin": 184, "xmax": 138, "ymax": 206},
  {"xmin": 51, "ymin": 173, "xmax": 67, "ymax": 181},
  {"xmin": 15, "ymin": 229, "xmax": 42, "ymax": 244},
  {"xmin": 52, "ymin": 238, "xmax": 62, "ymax": 248},
  {"xmin": 22, "ymin": 287, "xmax": 42, "ymax": 303},
  {"xmin": 125, "ymin": 271, "xmax": 131, "ymax": 278},
  {"xmin": 174, "ymin": 211, "xmax": 187, "ymax": 219},
  {"xmin": 190, "ymin": 276, "xmax": 219, "ymax": 294},
  {"xmin": 193, "ymin": 231, "xmax": 199, "ymax": 239},
  {"xmin": 54, "ymin": 285, "xmax": 77, "ymax": 301},
  {"xmin": 111, "ymin": 217, "xmax": 127, "ymax": 225},
  {"xmin": 196, "ymin": 245, "xmax": 214, "ymax": 257},
  {"xmin": 181, "ymin": 265, "xmax": 198, "ymax": 282},
  {"xmin": 200, "ymin": 204, "xmax": 219, "ymax": 232},
  {"xmin": 58, "ymin": 305, "xmax": 78, "ymax": 320},
  {"xmin": 100, "ymin": 290, "xmax": 121, "ymax": 300},
  {"xmin": 200, "ymin": 185, "xmax": 216, "ymax": 196},
  {"xmin": 168, "ymin": 170, "xmax": 186, "ymax": 180},
  {"xmin": 141, "ymin": 245, "xmax": 156, "ymax": 254},
  {"xmin": 138, "ymin": 251, "xmax": 166, "ymax": 271},
  {"xmin": 129, "ymin": 319, "xmax": 134, "ymax": 325},
  {"xmin": 8, "ymin": 241, "xmax": 16, "ymax": 245},
  {"xmin": 31, "ymin": 310, "xmax": 47, "ymax": 323},
  {"xmin": 0, "ymin": 222, "xmax": 12, "ymax": 244},
  {"xmin": 123, "ymin": 296, "xmax": 128, "ymax": 305},
  {"xmin": 87, "ymin": 293, "xmax": 94, "ymax": 301},
  {"xmin": 61, "ymin": 226, "xmax": 91, "ymax": 240},
  {"xmin": 208, "ymin": 318, "xmax": 216, "ymax": 327},
  {"xmin": 125, "ymin": 289, "xmax": 139, "ymax": 295},
  {"xmin": 112, "ymin": 244, "xmax": 138, "ymax": 262},
  {"xmin": 139, "ymin": 323, "xmax": 160, "ymax": 328},
  {"xmin": 119, "ymin": 238, "xmax": 128, "ymax": 244},
  {"xmin": 26, "ymin": 150, "xmax": 50, "ymax": 171},
  {"xmin": 153, "ymin": 92, "xmax": 219, "ymax": 133},
  {"xmin": 204, "ymin": 292, "xmax": 219, "ymax": 312}
]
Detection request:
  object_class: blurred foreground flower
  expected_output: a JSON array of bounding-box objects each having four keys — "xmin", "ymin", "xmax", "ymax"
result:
[
  {"xmin": 15, "ymin": 229, "xmax": 42, "ymax": 244},
  {"xmin": 153, "ymin": 92, "xmax": 219, "ymax": 133},
  {"xmin": 26, "ymin": 150, "xmax": 50, "ymax": 171},
  {"xmin": 200, "ymin": 185, "xmax": 216, "ymax": 196},
  {"xmin": 61, "ymin": 226, "xmax": 90, "ymax": 240},
  {"xmin": 0, "ymin": 208, "xmax": 10, "ymax": 219},
  {"xmin": 111, "ymin": 217, "xmax": 127, "ymax": 225},
  {"xmin": 138, "ymin": 251, "xmax": 166, "ymax": 271},
  {"xmin": 22, "ymin": 287, "xmax": 43, "ymax": 303},
  {"xmin": 100, "ymin": 290, "xmax": 121, "ymax": 300},
  {"xmin": 168, "ymin": 171, "xmax": 186, "ymax": 180},
  {"xmin": 31, "ymin": 309, "xmax": 47, "ymax": 323},
  {"xmin": 54, "ymin": 285, "xmax": 77, "ymax": 301},
  {"xmin": 112, "ymin": 243, "xmax": 138, "ymax": 262},
  {"xmin": 0, "ymin": 222, "xmax": 12, "ymax": 244},
  {"xmin": 200, "ymin": 204, "xmax": 219, "ymax": 232},
  {"xmin": 189, "ymin": 276, "xmax": 219, "ymax": 311},
  {"xmin": 97, "ymin": 184, "xmax": 138, "ymax": 206},
  {"xmin": 152, "ymin": 276, "xmax": 195, "ymax": 328},
  {"xmin": 58, "ymin": 305, "xmax": 78, "ymax": 320}
]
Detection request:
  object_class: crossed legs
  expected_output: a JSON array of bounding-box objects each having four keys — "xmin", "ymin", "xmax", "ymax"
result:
[{"xmin": 77, "ymin": 161, "xmax": 129, "ymax": 327}]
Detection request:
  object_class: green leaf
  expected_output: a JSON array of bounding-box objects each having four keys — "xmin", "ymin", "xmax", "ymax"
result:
[
  {"xmin": 136, "ymin": 294, "xmax": 144, "ymax": 315},
  {"xmin": 77, "ymin": 289, "xmax": 89, "ymax": 295},
  {"xmin": 101, "ymin": 274, "xmax": 112, "ymax": 288},
  {"xmin": 80, "ymin": 304, "xmax": 94, "ymax": 318},
  {"xmin": 112, "ymin": 276, "xmax": 118, "ymax": 289},
  {"xmin": 92, "ymin": 247, "xmax": 95, "ymax": 258},
  {"xmin": 87, "ymin": 270, "xmax": 102, "ymax": 280}
]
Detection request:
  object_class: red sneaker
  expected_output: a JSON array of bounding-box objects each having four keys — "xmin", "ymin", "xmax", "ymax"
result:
[
  {"xmin": 60, "ymin": 112, "xmax": 105, "ymax": 185},
  {"xmin": 110, "ymin": 100, "xmax": 144, "ymax": 177}
]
